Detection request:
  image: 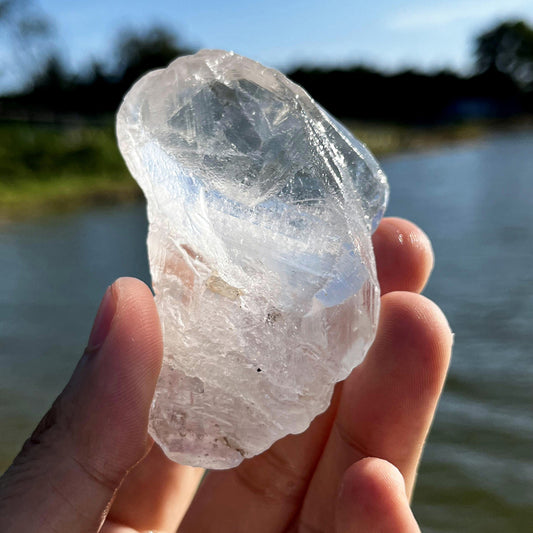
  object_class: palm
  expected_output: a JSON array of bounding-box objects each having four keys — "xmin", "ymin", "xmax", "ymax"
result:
[{"xmin": 102, "ymin": 217, "xmax": 451, "ymax": 533}]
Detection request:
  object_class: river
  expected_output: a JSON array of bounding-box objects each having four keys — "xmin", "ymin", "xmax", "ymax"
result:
[{"xmin": 1, "ymin": 131, "xmax": 532, "ymax": 531}]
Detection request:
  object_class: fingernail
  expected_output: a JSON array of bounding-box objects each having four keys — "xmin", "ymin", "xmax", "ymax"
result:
[{"xmin": 87, "ymin": 284, "xmax": 117, "ymax": 352}]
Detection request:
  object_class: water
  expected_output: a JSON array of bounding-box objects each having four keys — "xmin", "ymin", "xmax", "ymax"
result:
[
  {"xmin": 383, "ymin": 132, "xmax": 533, "ymax": 532},
  {"xmin": 1, "ymin": 131, "xmax": 532, "ymax": 531}
]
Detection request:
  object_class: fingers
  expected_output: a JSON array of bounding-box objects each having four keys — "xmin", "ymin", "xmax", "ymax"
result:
[
  {"xmin": 335, "ymin": 458, "xmax": 420, "ymax": 533},
  {"xmin": 340, "ymin": 293, "xmax": 452, "ymax": 493},
  {"xmin": 297, "ymin": 291, "xmax": 452, "ymax": 530},
  {"xmin": 180, "ymin": 219, "xmax": 437, "ymax": 533},
  {"xmin": 373, "ymin": 217, "xmax": 434, "ymax": 294},
  {"xmin": 107, "ymin": 443, "xmax": 204, "ymax": 532},
  {"xmin": 179, "ymin": 388, "xmax": 343, "ymax": 533},
  {"xmin": 0, "ymin": 278, "xmax": 163, "ymax": 533}
]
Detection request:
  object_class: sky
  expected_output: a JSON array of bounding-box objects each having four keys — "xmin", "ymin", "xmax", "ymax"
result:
[{"xmin": 6, "ymin": 0, "xmax": 533, "ymax": 89}]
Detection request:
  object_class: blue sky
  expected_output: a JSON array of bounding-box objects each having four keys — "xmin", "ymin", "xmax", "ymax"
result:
[{"xmin": 30, "ymin": 0, "xmax": 533, "ymax": 76}]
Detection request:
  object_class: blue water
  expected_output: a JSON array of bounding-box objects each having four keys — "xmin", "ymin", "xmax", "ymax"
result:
[
  {"xmin": 1, "ymin": 131, "xmax": 532, "ymax": 531},
  {"xmin": 383, "ymin": 132, "xmax": 533, "ymax": 532}
]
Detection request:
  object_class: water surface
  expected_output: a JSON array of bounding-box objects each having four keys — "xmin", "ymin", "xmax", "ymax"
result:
[
  {"xmin": 1, "ymin": 131, "xmax": 532, "ymax": 531},
  {"xmin": 383, "ymin": 132, "xmax": 533, "ymax": 532}
]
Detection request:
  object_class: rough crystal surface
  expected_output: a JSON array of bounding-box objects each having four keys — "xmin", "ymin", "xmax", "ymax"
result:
[{"xmin": 116, "ymin": 50, "xmax": 389, "ymax": 469}]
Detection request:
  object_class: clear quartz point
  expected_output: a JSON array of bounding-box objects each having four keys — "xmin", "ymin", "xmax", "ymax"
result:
[{"xmin": 117, "ymin": 49, "xmax": 389, "ymax": 469}]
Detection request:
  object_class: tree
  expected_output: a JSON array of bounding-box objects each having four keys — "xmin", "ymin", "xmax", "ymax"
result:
[
  {"xmin": 0, "ymin": 0, "xmax": 54, "ymax": 92},
  {"xmin": 112, "ymin": 25, "xmax": 191, "ymax": 90},
  {"xmin": 475, "ymin": 20, "xmax": 533, "ymax": 90},
  {"xmin": 30, "ymin": 55, "xmax": 69, "ymax": 91},
  {"xmin": 0, "ymin": 23, "xmax": 194, "ymax": 116}
]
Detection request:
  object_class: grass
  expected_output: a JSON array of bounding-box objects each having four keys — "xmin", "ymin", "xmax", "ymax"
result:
[
  {"xmin": 347, "ymin": 120, "xmax": 489, "ymax": 156},
  {"xmin": 0, "ymin": 122, "xmax": 140, "ymax": 220},
  {"xmin": 0, "ymin": 174, "xmax": 141, "ymax": 219},
  {"xmin": 0, "ymin": 117, "xmax": 524, "ymax": 220}
]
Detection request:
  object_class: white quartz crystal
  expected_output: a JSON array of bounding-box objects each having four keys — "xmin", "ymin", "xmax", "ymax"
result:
[{"xmin": 117, "ymin": 50, "xmax": 389, "ymax": 469}]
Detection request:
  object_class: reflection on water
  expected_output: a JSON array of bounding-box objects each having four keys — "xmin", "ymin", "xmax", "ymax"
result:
[{"xmin": 1, "ymin": 131, "xmax": 532, "ymax": 531}]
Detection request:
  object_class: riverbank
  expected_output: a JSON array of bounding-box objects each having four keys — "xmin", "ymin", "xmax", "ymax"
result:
[
  {"xmin": 1, "ymin": 118, "xmax": 531, "ymax": 221},
  {"xmin": 0, "ymin": 175, "xmax": 142, "ymax": 221},
  {"xmin": 0, "ymin": 122, "xmax": 136, "ymax": 222}
]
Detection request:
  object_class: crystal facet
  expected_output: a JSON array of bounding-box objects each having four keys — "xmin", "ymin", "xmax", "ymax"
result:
[{"xmin": 117, "ymin": 50, "xmax": 389, "ymax": 469}]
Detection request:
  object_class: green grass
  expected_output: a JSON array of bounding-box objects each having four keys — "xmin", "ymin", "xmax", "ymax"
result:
[
  {"xmin": 0, "ymin": 122, "xmax": 140, "ymax": 220},
  {"xmin": 0, "ymin": 122, "xmax": 131, "ymax": 182},
  {"xmin": 346, "ymin": 120, "xmax": 488, "ymax": 156},
  {"xmin": 0, "ymin": 118, "xmax": 514, "ymax": 220},
  {"xmin": 0, "ymin": 174, "xmax": 141, "ymax": 219}
]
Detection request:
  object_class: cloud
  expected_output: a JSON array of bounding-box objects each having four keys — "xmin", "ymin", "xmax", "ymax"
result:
[{"xmin": 386, "ymin": 0, "xmax": 533, "ymax": 31}]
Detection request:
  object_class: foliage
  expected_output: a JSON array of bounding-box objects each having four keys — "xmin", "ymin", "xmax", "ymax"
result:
[
  {"xmin": 0, "ymin": 123, "xmax": 129, "ymax": 185},
  {"xmin": 475, "ymin": 20, "xmax": 533, "ymax": 90},
  {"xmin": 2, "ymin": 16, "xmax": 533, "ymax": 216},
  {"xmin": 0, "ymin": 119, "xmax": 495, "ymax": 219},
  {"xmin": 113, "ymin": 25, "xmax": 191, "ymax": 90},
  {"xmin": 2, "ymin": 23, "xmax": 191, "ymax": 116},
  {"xmin": 3, "ymin": 18, "xmax": 531, "ymax": 124},
  {"xmin": 0, "ymin": 122, "xmax": 139, "ymax": 217},
  {"xmin": 0, "ymin": 0, "xmax": 54, "ymax": 89},
  {"xmin": 289, "ymin": 66, "xmax": 522, "ymax": 124}
]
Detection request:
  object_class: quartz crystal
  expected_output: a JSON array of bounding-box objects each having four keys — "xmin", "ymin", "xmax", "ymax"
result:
[{"xmin": 116, "ymin": 49, "xmax": 389, "ymax": 469}]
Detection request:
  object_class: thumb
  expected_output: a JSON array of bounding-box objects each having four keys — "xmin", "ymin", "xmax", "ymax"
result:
[{"xmin": 0, "ymin": 277, "xmax": 163, "ymax": 533}]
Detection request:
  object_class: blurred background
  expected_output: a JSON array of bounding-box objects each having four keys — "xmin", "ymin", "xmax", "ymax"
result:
[{"xmin": 1, "ymin": 1, "xmax": 532, "ymax": 531}]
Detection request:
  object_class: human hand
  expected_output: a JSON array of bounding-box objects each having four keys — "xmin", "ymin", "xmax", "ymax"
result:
[{"xmin": 0, "ymin": 217, "xmax": 452, "ymax": 533}]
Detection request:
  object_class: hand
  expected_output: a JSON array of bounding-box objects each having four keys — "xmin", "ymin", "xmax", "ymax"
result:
[{"xmin": 0, "ymin": 217, "xmax": 452, "ymax": 533}]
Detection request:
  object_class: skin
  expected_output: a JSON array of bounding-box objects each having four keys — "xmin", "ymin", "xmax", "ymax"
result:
[{"xmin": 0, "ymin": 217, "xmax": 452, "ymax": 533}]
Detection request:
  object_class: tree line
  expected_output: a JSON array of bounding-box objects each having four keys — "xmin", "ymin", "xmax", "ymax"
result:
[{"xmin": 1, "ymin": 12, "xmax": 533, "ymax": 125}]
